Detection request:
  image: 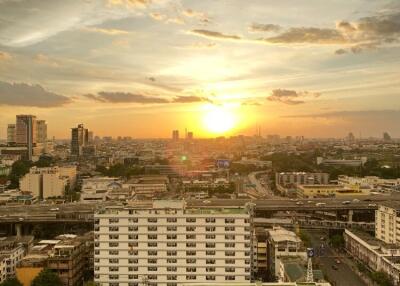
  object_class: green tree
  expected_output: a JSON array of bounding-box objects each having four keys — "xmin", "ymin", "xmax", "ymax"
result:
[
  {"xmin": 8, "ymin": 160, "xmax": 32, "ymax": 189},
  {"xmin": 329, "ymin": 234, "xmax": 344, "ymax": 248},
  {"xmin": 83, "ymin": 282, "xmax": 96, "ymax": 286},
  {"xmin": 369, "ymin": 271, "xmax": 393, "ymax": 286},
  {"xmin": 0, "ymin": 278, "xmax": 23, "ymax": 286},
  {"xmin": 31, "ymin": 269, "xmax": 62, "ymax": 286}
]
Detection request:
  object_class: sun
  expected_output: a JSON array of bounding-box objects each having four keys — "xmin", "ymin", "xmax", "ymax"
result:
[{"xmin": 203, "ymin": 105, "xmax": 237, "ymax": 134}]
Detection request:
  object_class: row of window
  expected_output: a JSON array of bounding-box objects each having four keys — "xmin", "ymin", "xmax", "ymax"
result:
[
  {"xmin": 105, "ymin": 234, "xmax": 251, "ymax": 240},
  {"xmin": 106, "ymin": 266, "xmax": 248, "ymax": 272},
  {"xmin": 96, "ymin": 250, "xmax": 250, "ymax": 256},
  {"xmin": 96, "ymin": 258, "xmax": 252, "ymax": 264},
  {"xmin": 98, "ymin": 241, "xmax": 243, "ymax": 247},
  {"xmin": 104, "ymin": 218, "xmax": 247, "ymax": 224},
  {"xmin": 103, "ymin": 274, "xmax": 246, "ymax": 281}
]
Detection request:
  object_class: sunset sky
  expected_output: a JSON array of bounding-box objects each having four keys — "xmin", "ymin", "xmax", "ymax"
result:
[{"xmin": 0, "ymin": 0, "xmax": 399, "ymax": 139}]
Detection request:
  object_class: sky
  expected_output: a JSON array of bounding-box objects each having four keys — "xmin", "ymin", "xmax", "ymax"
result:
[{"xmin": 0, "ymin": 0, "xmax": 399, "ymax": 139}]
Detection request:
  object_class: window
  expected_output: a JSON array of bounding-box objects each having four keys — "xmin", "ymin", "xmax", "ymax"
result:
[
  {"xmin": 186, "ymin": 258, "xmax": 196, "ymax": 264},
  {"xmin": 167, "ymin": 275, "xmax": 177, "ymax": 280},
  {"xmin": 109, "ymin": 250, "xmax": 119, "ymax": 255},
  {"xmin": 206, "ymin": 267, "xmax": 215, "ymax": 272},
  {"xmin": 186, "ymin": 234, "xmax": 196, "ymax": 239},
  {"xmin": 186, "ymin": 218, "xmax": 196, "ymax": 223},
  {"xmin": 148, "ymin": 218, "xmax": 157, "ymax": 223},
  {"xmin": 148, "ymin": 242, "xmax": 157, "ymax": 247},
  {"xmin": 167, "ymin": 242, "xmax": 177, "ymax": 247},
  {"xmin": 109, "ymin": 218, "xmax": 119, "ymax": 223},
  {"xmin": 206, "ymin": 234, "xmax": 215, "ymax": 239},
  {"xmin": 225, "ymin": 234, "xmax": 235, "ymax": 240},
  {"xmin": 225, "ymin": 251, "xmax": 235, "ymax": 256},
  {"xmin": 167, "ymin": 226, "xmax": 177, "ymax": 231},
  {"xmin": 186, "ymin": 242, "xmax": 196, "ymax": 248},
  {"xmin": 148, "ymin": 267, "xmax": 157, "ymax": 271},
  {"xmin": 128, "ymin": 266, "xmax": 138, "ymax": 271},
  {"xmin": 167, "ymin": 266, "xmax": 177, "ymax": 271},
  {"xmin": 148, "ymin": 250, "xmax": 157, "ymax": 256},
  {"xmin": 186, "ymin": 267, "xmax": 196, "ymax": 272},
  {"xmin": 167, "ymin": 218, "xmax": 177, "ymax": 223},
  {"xmin": 206, "ymin": 259, "xmax": 215, "ymax": 264},
  {"xmin": 206, "ymin": 242, "xmax": 215, "ymax": 248},
  {"xmin": 129, "ymin": 226, "xmax": 138, "ymax": 231},
  {"xmin": 148, "ymin": 226, "xmax": 157, "ymax": 231},
  {"xmin": 225, "ymin": 226, "xmax": 235, "ymax": 231},
  {"xmin": 186, "ymin": 250, "xmax": 196, "ymax": 256},
  {"xmin": 225, "ymin": 218, "xmax": 235, "ymax": 224},
  {"xmin": 167, "ymin": 259, "xmax": 177, "ymax": 263},
  {"xmin": 129, "ymin": 234, "xmax": 138, "ymax": 240},
  {"xmin": 109, "ymin": 275, "xmax": 119, "ymax": 280},
  {"xmin": 129, "ymin": 218, "xmax": 138, "ymax": 223},
  {"xmin": 225, "ymin": 276, "xmax": 235, "ymax": 281},
  {"xmin": 148, "ymin": 275, "xmax": 157, "ymax": 280},
  {"xmin": 109, "ymin": 234, "xmax": 119, "ymax": 240},
  {"xmin": 129, "ymin": 250, "xmax": 138, "ymax": 255},
  {"xmin": 128, "ymin": 259, "xmax": 138, "ymax": 264},
  {"xmin": 206, "ymin": 218, "xmax": 215, "ymax": 223},
  {"xmin": 225, "ymin": 267, "xmax": 235, "ymax": 272},
  {"xmin": 186, "ymin": 275, "xmax": 196, "ymax": 280},
  {"xmin": 225, "ymin": 259, "xmax": 235, "ymax": 264},
  {"xmin": 109, "ymin": 226, "xmax": 119, "ymax": 231},
  {"xmin": 225, "ymin": 242, "xmax": 235, "ymax": 248},
  {"xmin": 206, "ymin": 227, "xmax": 215, "ymax": 232},
  {"xmin": 167, "ymin": 234, "xmax": 177, "ymax": 240},
  {"xmin": 148, "ymin": 234, "xmax": 157, "ymax": 240},
  {"xmin": 109, "ymin": 242, "xmax": 119, "ymax": 247},
  {"xmin": 129, "ymin": 242, "xmax": 138, "ymax": 247},
  {"xmin": 186, "ymin": 226, "xmax": 196, "ymax": 231},
  {"xmin": 206, "ymin": 250, "xmax": 215, "ymax": 255},
  {"xmin": 109, "ymin": 266, "xmax": 119, "ymax": 272},
  {"xmin": 206, "ymin": 276, "xmax": 216, "ymax": 280},
  {"xmin": 148, "ymin": 259, "xmax": 157, "ymax": 264},
  {"xmin": 109, "ymin": 259, "xmax": 119, "ymax": 264},
  {"xmin": 167, "ymin": 251, "xmax": 177, "ymax": 256}
]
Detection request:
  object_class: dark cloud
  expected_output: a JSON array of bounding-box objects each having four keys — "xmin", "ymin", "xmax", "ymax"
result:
[
  {"xmin": 282, "ymin": 109, "xmax": 400, "ymax": 119},
  {"xmin": 267, "ymin": 89, "xmax": 320, "ymax": 105},
  {"xmin": 172, "ymin": 96, "xmax": 210, "ymax": 103},
  {"xmin": 263, "ymin": 27, "xmax": 346, "ymax": 44},
  {"xmin": 335, "ymin": 48, "xmax": 347, "ymax": 55},
  {"xmin": 249, "ymin": 23, "xmax": 281, "ymax": 32},
  {"xmin": 148, "ymin": 77, "xmax": 156, "ymax": 82},
  {"xmin": 191, "ymin": 29, "xmax": 241, "ymax": 40},
  {"xmin": 84, "ymin": 92, "xmax": 211, "ymax": 104},
  {"xmin": 86, "ymin": 92, "xmax": 169, "ymax": 104},
  {"xmin": 0, "ymin": 81, "xmax": 71, "ymax": 107}
]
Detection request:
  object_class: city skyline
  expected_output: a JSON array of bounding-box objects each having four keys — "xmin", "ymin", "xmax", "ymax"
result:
[{"xmin": 0, "ymin": 0, "xmax": 400, "ymax": 139}]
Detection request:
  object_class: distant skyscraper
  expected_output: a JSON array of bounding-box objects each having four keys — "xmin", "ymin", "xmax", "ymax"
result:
[
  {"xmin": 383, "ymin": 132, "xmax": 392, "ymax": 142},
  {"xmin": 347, "ymin": 132, "xmax": 355, "ymax": 142},
  {"xmin": 71, "ymin": 124, "xmax": 89, "ymax": 157},
  {"xmin": 16, "ymin": 115, "xmax": 37, "ymax": 160},
  {"xmin": 187, "ymin": 131, "xmax": 193, "ymax": 140},
  {"xmin": 7, "ymin": 124, "xmax": 16, "ymax": 144},
  {"xmin": 36, "ymin": 120, "xmax": 47, "ymax": 143},
  {"xmin": 88, "ymin": 131, "xmax": 94, "ymax": 143},
  {"xmin": 172, "ymin": 130, "xmax": 179, "ymax": 140}
]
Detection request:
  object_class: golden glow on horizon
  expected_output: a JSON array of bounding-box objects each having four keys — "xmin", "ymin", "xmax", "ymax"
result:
[{"xmin": 202, "ymin": 105, "xmax": 237, "ymax": 135}]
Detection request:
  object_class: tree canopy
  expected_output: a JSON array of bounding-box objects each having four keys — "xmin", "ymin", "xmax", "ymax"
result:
[
  {"xmin": 31, "ymin": 269, "xmax": 62, "ymax": 286},
  {"xmin": 0, "ymin": 278, "xmax": 23, "ymax": 286}
]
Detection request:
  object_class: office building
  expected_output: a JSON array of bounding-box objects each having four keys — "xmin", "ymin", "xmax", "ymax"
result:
[
  {"xmin": 94, "ymin": 200, "xmax": 254, "ymax": 286},
  {"xmin": 16, "ymin": 115, "xmax": 37, "ymax": 160},
  {"xmin": 19, "ymin": 166, "xmax": 76, "ymax": 199},
  {"xmin": 7, "ymin": 124, "xmax": 16, "ymax": 145},
  {"xmin": 187, "ymin": 132, "xmax": 193, "ymax": 140},
  {"xmin": 36, "ymin": 120, "xmax": 47, "ymax": 144},
  {"xmin": 375, "ymin": 202, "xmax": 400, "ymax": 244},
  {"xmin": 172, "ymin": 130, "xmax": 179, "ymax": 141},
  {"xmin": 71, "ymin": 124, "xmax": 89, "ymax": 157}
]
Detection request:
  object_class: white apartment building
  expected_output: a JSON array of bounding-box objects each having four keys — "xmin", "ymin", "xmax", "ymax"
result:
[
  {"xmin": 94, "ymin": 200, "xmax": 254, "ymax": 286},
  {"xmin": 0, "ymin": 244, "xmax": 25, "ymax": 278},
  {"xmin": 338, "ymin": 175, "xmax": 400, "ymax": 192},
  {"xmin": 19, "ymin": 166, "xmax": 74, "ymax": 199},
  {"xmin": 375, "ymin": 202, "xmax": 400, "ymax": 244}
]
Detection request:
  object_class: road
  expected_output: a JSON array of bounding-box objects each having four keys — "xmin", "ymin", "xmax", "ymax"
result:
[
  {"xmin": 248, "ymin": 171, "xmax": 276, "ymax": 198},
  {"xmin": 306, "ymin": 229, "xmax": 367, "ymax": 286}
]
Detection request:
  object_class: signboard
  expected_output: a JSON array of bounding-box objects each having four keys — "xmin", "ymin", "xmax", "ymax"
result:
[
  {"xmin": 216, "ymin": 159, "xmax": 230, "ymax": 168},
  {"xmin": 307, "ymin": 248, "xmax": 315, "ymax": 258}
]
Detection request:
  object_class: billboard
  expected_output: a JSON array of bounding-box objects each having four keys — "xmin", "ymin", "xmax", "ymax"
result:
[{"xmin": 216, "ymin": 159, "xmax": 230, "ymax": 169}]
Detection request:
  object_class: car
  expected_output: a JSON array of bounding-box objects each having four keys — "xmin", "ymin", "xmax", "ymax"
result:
[
  {"xmin": 50, "ymin": 207, "xmax": 59, "ymax": 211},
  {"xmin": 352, "ymin": 199, "xmax": 360, "ymax": 203},
  {"xmin": 342, "ymin": 201, "xmax": 351, "ymax": 205},
  {"xmin": 296, "ymin": 201, "xmax": 304, "ymax": 205},
  {"xmin": 332, "ymin": 265, "xmax": 339, "ymax": 270},
  {"xmin": 307, "ymin": 201, "xmax": 313, "ymax": 204},
  {"xmin": 316, "ymin": 202, "xmax": 326, "ymax": 206},
  {"xmin": 335, "ymin": 259, "xmax": 341, "ymax": 264},
  {"xmin": 368, "ymin": 203, "xmax": 377, "ymax": 207}
]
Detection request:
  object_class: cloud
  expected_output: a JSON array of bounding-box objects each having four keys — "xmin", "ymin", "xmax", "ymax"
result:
[
  {"xmin": 267, "ymin": 89, "xmax": 321, "ymax": 105},
  {"xmin": 83, "ymin": 92, "xmax": 211, "ymax": 104},
  {"xmin": 0, "ymin": 81, "xmax": 71, "ymax": 107},
  {"xmin": 263, "ymin": 27, "xmax": 346, "ymax": 44},
  {"xmin": 190, "ymin": 29, "xmax": 241, "ymax": 40},
  {"xmin": 107, "ymin": 0, "xmax": 150, "ymax": 7},
  {"xmin": 149, "ymin": 12, "xmax": 166, "ymax": 21},
  {"xmin": 83, "ymin": 27, "xmax": 130, "ymax": 35},
  {"xmin": 249, "ymin": 23, "xmax": 281, "ymax": 33},
  {"xmin": 172, "ymin": 96, "xmax": 210, "ymax": 103},
  {"xmin": 282, "ymin": 109, "xmax": 400, "ymax": 119},
  {"xmin": 182, "ymin": 8, "xmax": 210, "ymax": 24},
  {"xmin": 0, "ymin": 51, "xmax": 12, "ymax": 60},
  {"xmin": 84, "ymin": 92, "xmax": 169, "ymax": 104}
]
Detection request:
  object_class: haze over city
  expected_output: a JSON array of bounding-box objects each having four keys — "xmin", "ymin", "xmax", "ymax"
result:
[{"xmin": 0, "ymin": 0, "xmax": 400, "ymax": 139}]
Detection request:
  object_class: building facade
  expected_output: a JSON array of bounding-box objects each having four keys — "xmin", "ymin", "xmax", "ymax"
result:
[
  {"xmin": 71, "ymin": 124, "xmax": 89, "ymax": 157},
  {"xmin": 375, "ymin": 203, "xmax": 400, "ymax": 244},
  {"xmin": 7, "ymin": 124, "xmax": 16, "ymax": 145},
  {"xmin": 94, "ymin": 200, "xmax": 254, "ymax": 286},
  {"xmin": 36, "ymin": 120, "xmax": 47, "ymax": 144}
]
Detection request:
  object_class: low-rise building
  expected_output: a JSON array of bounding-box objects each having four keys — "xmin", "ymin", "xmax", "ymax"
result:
[
  {"xmin": 297, "ymin": 184, "xmax": 370, "ymax": 199},
  {"xmin": 375, "ymin": 202, "xmax": 400, "ymax": 244},
  {"xmin": 276, "ymin": 172, "xmax": 329, "ymax": 197}
]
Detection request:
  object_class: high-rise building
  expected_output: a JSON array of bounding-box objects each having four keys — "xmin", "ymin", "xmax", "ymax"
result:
[
  {"xmin": 88, "ymin": 131, "xmax": 94, "ymax": 143},
  {"xmin": 187, "ymin": 131, "xmax": 193, "ymax": 140},
  {"xmin": 16, "ymin": 115, "xmax": 37, "ymax": 160},
  {"xmin": 7, "ymin": 124, "xmax": 16, "ymax": 144},
  {"xmin": 36, "ymin": 120, "xmax": 47, "ymax": 144},
  {"xmin": 94, "ymin": 200, "xmax": 254, "ymax": 286},
  {"xmin": 71, "ymin": 124, "xmax": 89, "ymax": 157},
  {"xmin": 383, "ymin": 132, "xmax": 392, "ymax": 142},
  {"xmin": 375, "ymin": 202, "xmax": 400, "ymax": 244},
  {"xmin": 172, "ymin": 130, "xmax": 179, "ymax": 141}
]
